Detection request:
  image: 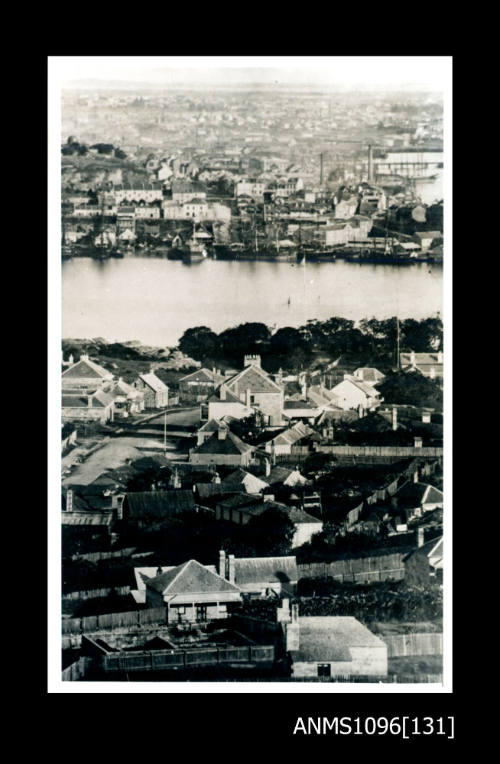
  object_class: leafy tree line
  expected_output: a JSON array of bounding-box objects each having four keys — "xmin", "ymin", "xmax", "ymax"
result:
[
  {"xmin": 296, "ymin": 580, "xmax": 442, "ymax": 622},
  {"xmin": 177, "ymin": 316, "xmax": 443, "ymax": 372}
]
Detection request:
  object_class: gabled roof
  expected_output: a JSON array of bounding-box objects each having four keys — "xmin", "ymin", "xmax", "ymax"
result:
[
  {"xmin": 396, "ymin": 482, "xmax": 443, "ymax": 508},
  {"xmin": 353, "ymin": 367, "xmax": 385, "ymax": 383},
  {"xmin": 195, "ymin": 483, "xmax": 242, "ymax": 500},
  {"xmin": 191, "ymin": 431, "xmax": 253, "ymax": 456},
  {"xmin": 287, "ymin": 507, "xmax": 322, "ymax": 524},
  {"xmin": 234, "ymin": 556, "xmax": 298, "ymax": 584},
  {"xmin": 62, "ymin": 356, "xmax": 112, "ymax": 380},
  {"xmin": 340, "ymin": 377, "xmax": 380, "ymax": 397},
  {"xmin": 266, "ymin": 466, "xmax": 307, "ymax": 487},
  {"xmin": 134, "ymin": 564, "xmax": 217, "ymax": 591},
  {"xmin": 216, "ymin": 493, "xmax": 262, "ymax": 510},
  {"xmin": 222, "ymin": 469, "xmax": 269, "ymax": 493},
  {"xmin": 267, "ymin": 421, "xmax": 315, "ymax": 447},
  {"xmin": 145, "ymin": 559, "xmax": 240, "ymax": 595},
  {"xmin": 180, "ymin": 368, "xmax": 225, "ymax": 385},
  {"xmin": 138, "ymin": 373, "xmax": 168, "ymax": 393},
  {"xmin": 208, "ymin": 386, "xmax": 244, "ymax": 405},
  {"xmin": 62, "ymin": 390, "xmax": 114, "ymax": 409},
  {"xmin": 125, "ymin": 490, "xmax": 196, "ymax": 519},
  {"xmin": 225, "ymin": 364, "xmax": 283, "ymax": 395},
  {"xmin": 291, "ymin": 616, "xmax": 385, "ymax": 662}
]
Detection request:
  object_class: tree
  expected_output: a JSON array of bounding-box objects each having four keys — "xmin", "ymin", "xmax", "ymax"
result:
[
  {"xmin": 178, "ymin": 326, "xmax": 220, "ymax": 361},
  {"xmin": 376, "ymin": 370, "xmax": 443, "ymax": 409},
  {"xmin": 247, "ymin": 507, "xmax": 295, "ymax": 556},
  {"xmin": 401, "ymin": 317, "xmax": 443, "ymax": 352},
  {"xmin": 218, "ymin": 323, "xmax": 271, "ymax": 363}
]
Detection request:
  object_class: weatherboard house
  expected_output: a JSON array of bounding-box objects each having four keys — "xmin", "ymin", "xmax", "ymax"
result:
[
  {"xmin": 143, "ymin": 559, "xmax": 242, "ymax": 621},
  {"xmin": 134, "ymin": 372, "xmax": 169, "ymax": 408}
]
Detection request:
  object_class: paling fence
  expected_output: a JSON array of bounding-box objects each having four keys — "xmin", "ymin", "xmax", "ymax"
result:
[
  {"xmin": 297, "ymin": 552, "xmax": 407, "ymax": 584},
  {"xmin": 315, "ymin": 446, "xmax": 443, "ymax": 458},
  {"xmin": 62, "ymin": 586, "xmax": 131, "ymax": 601},
  {"xmin": 62, "ymin": 607, "xmax": 167, "ymax": 634},
  {"xmin": 383, "ymin": 632, "xmax": 443, "ymax": 657},
  {"xmin": 68, "ymin": 547, "xmax": 137, "ymax": 563}
]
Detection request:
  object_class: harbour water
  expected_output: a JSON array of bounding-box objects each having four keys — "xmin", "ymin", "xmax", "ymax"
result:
[{"xmin": 62, "ymin": 256, "xmax": 443, "ymax": 347}]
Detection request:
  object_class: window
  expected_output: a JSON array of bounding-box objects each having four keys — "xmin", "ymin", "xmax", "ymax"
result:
[{"xmin": 317, "ymin": 664, "xmax": 331, "ymax": 678}]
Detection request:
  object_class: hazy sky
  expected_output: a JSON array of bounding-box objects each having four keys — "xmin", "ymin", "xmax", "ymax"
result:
[{"xmin": 50, "ymin": 56, "xmax": 451, "ymax": 92}]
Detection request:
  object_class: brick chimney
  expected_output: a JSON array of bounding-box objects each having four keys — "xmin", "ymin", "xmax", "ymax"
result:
[
  {"xmin": 218, "ymin": 427, "xmax": 227, "ymax": 440},
  {"xmin": 414, "ymin": 436, "xmax": 423, "ymax": 449},
  {"xmin": 81, "ymin": 353, "xmax": 89, "ymax": 361},
  {"xmin": 417, "ymin": 527, "xmax": 425, "ymax": 548},
  {"xmin": 228, "ymin": 554, "xmax": 235, "ymax": 584},
  {"xmin": 218, "ymin": 549, "xmax": 226, "ymax": 578},
  {"xmin": 65, "ymin": 489, "xmax": 73, "ymax": 512},
  {"xmin": 285, "ymin": 603, "xmax": 300, "ymax": 651},
  {"xmin": 244, "ymin": 354, "xmax": 261, "ymax": 368},
  {"xmin": 392, "ymin": 407, "xmax": 398, "ymax": 431}
]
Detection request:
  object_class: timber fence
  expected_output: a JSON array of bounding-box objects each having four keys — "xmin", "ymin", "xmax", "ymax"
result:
[
  {"xmin": 297, "ymin": 552, "xmax": 407, "ymax": 584},
  {"xmin": 62, "ymin": 657, "xmax": 92, "ymax": 681},
  {"xmin": 383, "ymin": 632, "xmax": 443, "ymax": 657},
  {"xmin": 62, "ymin": 606, "xmax": 167, "ymax": 635}
]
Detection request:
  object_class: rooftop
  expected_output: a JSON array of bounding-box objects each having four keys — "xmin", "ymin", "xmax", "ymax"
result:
[{"xmin": 291, "ymin": 616, "xmax": 386, "ymax": 662}]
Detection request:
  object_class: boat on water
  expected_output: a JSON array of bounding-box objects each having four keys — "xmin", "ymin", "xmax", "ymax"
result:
[{"xmin": 299, "ymin": 246, "xmax": 337, "ymax": 263}]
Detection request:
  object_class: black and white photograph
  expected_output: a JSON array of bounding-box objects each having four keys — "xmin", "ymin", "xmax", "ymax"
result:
[{"xmin": 48, "ymin": 55, "xmax": 451, "ymax": 692}]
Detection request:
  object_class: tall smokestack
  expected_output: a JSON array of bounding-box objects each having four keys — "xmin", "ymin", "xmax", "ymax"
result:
[{"xmin": 368, "ymin": 144, "xmax": 373, "ymax": 183}]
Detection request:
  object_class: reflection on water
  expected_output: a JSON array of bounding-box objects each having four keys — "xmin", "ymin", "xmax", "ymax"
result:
[{"xmin": 62, "ymin": 256, "xmax": 443, "ymax": 346}]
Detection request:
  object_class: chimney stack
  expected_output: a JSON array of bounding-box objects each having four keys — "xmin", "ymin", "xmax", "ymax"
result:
[
  {"xmin": 66, "ymin": 489, "xmax": 73, "ymax": 512},
  {"xmin": 80, "ymin": 353, "xmax": 89, "ymax": 361},
  {"xmin": 410, "ymin": 351, "xmax": 416, "ymax": 366},
  {"xmin": 414, "ymin": 436, "xmax": 423, "ymax": 449},
  {"xmin": 156, "ymin": 566, "xmax": 163, "ymax": 576},
  {"xmin": 218, "ymin": 549, "xmax": 226, "ymax": 578},
  {"xmin": 392, "ymin": 407, "xmax": 398, "ymax": 431},
  {"xmin": 285, "ymin": 603, "xmax": 300, "ymax": 651},
  {"xmin": 265, "ymin": 458, "xmax": 271, "ymax": 477},
  {"xmin": 69, "ymin": 354, "xmax": 74, "ymax": 365},
  {"xmin": 417, "ymin": 527, "xmax": 425, "ymax": 548},
  {"xmin": 301, "ymin": 382, "xmax": 307, "ymax": 399},
  {"xmin": 218, "ymin": 427, "xmax": 227, "ymax": 440},
  {"xmin": 228, "ymin": 554, "xmax": 235, "ymax": 584},
  {"xmin": 220, "ymin": 385, "xmax": 227, "ymax": 401}
]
